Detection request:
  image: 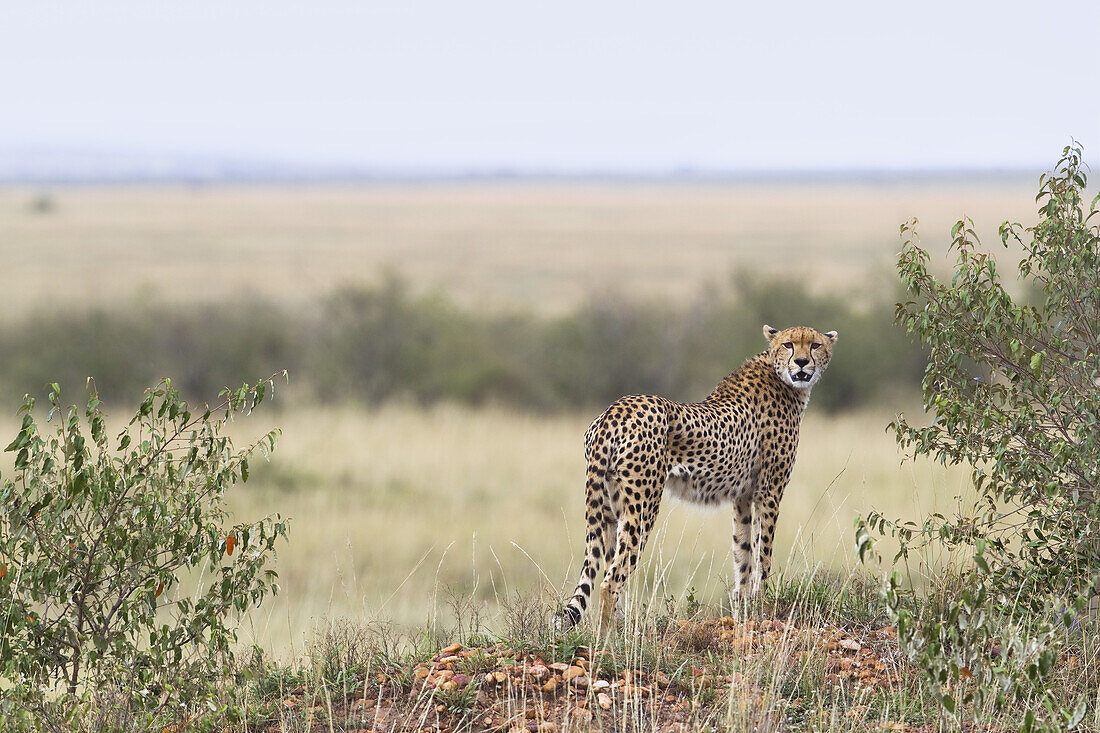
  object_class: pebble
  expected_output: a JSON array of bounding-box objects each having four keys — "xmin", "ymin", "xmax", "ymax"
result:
[
  {"xmin": 597, "ymin": 692, "xmax": 612, "ymax": 710},
  {"xmin": 563, "ymin": 666, "xmax": 585, "ymax": 680},
  {"xmin": 526, "ymin": 665, "xmax": 550, "ymax": 681}
]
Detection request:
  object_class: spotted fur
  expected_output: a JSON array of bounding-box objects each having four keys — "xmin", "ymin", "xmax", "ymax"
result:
[{"xmin": 556, "ymin": 324, "xmax": 837, "ymax": 630}]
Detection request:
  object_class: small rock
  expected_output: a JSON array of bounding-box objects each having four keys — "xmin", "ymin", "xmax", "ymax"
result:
[
  {"xmin": 493, "ymin": 671, "xmax": 508, "ymax": 684},
  {"xmin": 592, "ymin": 679, "xmax": 610, "ymax": 690},
  {"xmin": 571, "ymin": 708, "xmax": 594, "ymax": 722},
  {"xmin": 549, "ymin": 662, "xmax": 570, "ymax": 672},
  {"xmin": 597, "ymin": 692, "xmax": 612, "ymax": 710},
  {"xmin": 414, "ymin": 667, "xmax": 430, "ymax": 679},
  {"xmin": 441, "ymin": 680, "xmax": 457, "ymax": 691},
  {"xmin": 563, "ymin": 666, "xmax": 585, "ymax": 680},
  {"xmin": 654, "ymin": 671, "xmax": 671, "ymax": 687},
  {"xmin": 537, "ymin": 723, "xmax": 557, "ymax": 732},
  {"xmin": 568, "ymin": 675, "xmax": 589, "ymax": 689},
  {"xmin": 838, "ymin": 638, "xmax": 861, "ymax": 652},
  {"xmin": 441, "ymin": 642, "xmax": 462, "ymax": 654},
  {"xmin": 541, "ymin": 678, "xmax": 558, "ymax": 692}
]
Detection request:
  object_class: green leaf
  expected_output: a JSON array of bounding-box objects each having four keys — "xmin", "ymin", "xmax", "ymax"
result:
[{"xmin": 1030, "ymin": 351, "xmax": 1043, "ymax": 377}]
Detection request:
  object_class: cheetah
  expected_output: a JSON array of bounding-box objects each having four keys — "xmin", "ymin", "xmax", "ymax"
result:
[{"xmin": 556, "ymin": 324, "xmax": 837, "ymax": 630}]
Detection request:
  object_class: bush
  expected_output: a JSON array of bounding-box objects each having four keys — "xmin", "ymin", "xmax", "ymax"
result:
[
  {"xmin": 858, "ymin": 144, "xmax": 1099, "ymax": 730},
  {"xmin": 0, "ymin": 375, "xmax": 288, "ymax": 723}
]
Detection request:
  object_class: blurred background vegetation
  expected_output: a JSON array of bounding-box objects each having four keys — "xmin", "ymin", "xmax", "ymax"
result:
[{"xmin": 0, "ymin": 272, "xmax": 924, "ymax": 414}]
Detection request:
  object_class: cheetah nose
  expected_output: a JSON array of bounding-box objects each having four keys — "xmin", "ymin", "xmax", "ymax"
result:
[{"xmin": 794, "ymin": 357, "xmax": 810, "ymax": 367}]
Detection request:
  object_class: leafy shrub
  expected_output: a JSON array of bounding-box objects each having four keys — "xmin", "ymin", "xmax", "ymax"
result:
[
  {"xmin": 858, "ymin": 144, "xmax": 1098, "ymax": 730},
  {"xmin": 0, "ymin": 375, "xmax": 288, "ymax": 722}
]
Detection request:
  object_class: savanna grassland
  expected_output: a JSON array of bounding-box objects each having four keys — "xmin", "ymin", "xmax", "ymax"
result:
[
  {"xmin": 2, "ymin": 180, "xmax": 1060, "ymax": 731},
  {"xmin": 0, "ymin": 180, "xmax": 1020, "ymax": 649},
  {"xmin": 0, "ymin": 181, "xmax": 1038, "ymax": 315}
]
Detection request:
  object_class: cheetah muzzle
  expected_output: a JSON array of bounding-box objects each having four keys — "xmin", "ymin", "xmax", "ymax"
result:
[{"xmin": 554, "ymin": 324, "xmax": 837, "ymax": 631}]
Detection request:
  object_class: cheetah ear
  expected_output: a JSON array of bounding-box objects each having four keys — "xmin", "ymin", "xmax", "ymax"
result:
[
  {"xmin": 824, "ymin": 330, "xmax": 838, "ymax": 343},
  {"xmin": 763, "ymin": 324, "xmax": 780, "ymax": 340}
]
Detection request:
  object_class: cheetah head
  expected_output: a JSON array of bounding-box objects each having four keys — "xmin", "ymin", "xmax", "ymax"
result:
[{"xmin": 763, "ymin": 324, "xmax": 838, "ymax": 390}]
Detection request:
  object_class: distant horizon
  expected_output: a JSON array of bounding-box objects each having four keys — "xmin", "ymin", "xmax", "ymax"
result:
[{"xmin": 0, "ymin": 145, "xmax": 1052, "ymax": 186}]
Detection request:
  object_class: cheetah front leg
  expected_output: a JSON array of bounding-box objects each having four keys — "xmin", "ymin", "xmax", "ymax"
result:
[
  {"xmin": 730, "ymin": 493, "xmax": 754, "ymax": 601},
  {"xmin": 752, "ymin": 491, "xmax": 782, "ymax": 595}
]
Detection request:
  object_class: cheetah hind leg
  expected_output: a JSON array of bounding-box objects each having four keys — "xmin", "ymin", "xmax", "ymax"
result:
[
  {"xmin": 599, "ymin": 513, "xmax": 625, "ymax": 627},
  {"xmin": 598, "ymin": 499, "xmax": 658, "ymax": 631},
  {"xmin": 598, "ymin": 584, "xmax": 626, "ymax": 629}
]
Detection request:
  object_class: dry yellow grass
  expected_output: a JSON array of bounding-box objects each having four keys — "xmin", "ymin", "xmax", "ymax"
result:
[
  {"xmin": 0, "ymin": 400, "xmax": 972, "ymax": 655},
  {"xmin": 0, "ymin": 397, "xmax": 968, "ymax": 662},
  {"xmin": 195, "ymin": 402, "xmax": 968, "ymax": 659},
  {"xmin": 0, "ymin": 182, "xmax": 1038, "ymax": 316},
  {"xmin": 0, "ymin": 182, "xmax": 1006, "ymax": 660}
]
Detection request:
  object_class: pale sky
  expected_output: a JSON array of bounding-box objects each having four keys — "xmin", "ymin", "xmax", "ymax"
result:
[{"xmin": 2, "ymin": 1, "xmax": 1098, "ymax": 173}]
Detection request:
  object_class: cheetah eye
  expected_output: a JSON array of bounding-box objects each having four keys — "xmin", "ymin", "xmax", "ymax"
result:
[
  {"xmin": 811, "ymin": 342, "xmax": 821, "ymax": 350},
  {"xmin": 782, "ymin": 342, "xmax": 793, "ymax": 349}
]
